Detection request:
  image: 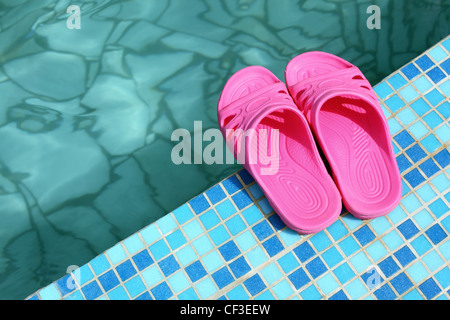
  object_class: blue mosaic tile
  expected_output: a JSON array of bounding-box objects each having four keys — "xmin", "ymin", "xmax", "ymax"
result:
[
  {"xmin": 222, "ymin": 176, "xmax": 243, "ymax": 195},
  {"xmin": 394, "ymin": 130, "xmax": 415, "ymax": 149},
  {"xmin": 185, "ymin": 261, "xmax": 207, "ymax": 283},
  {"xmin": 397, "ymin": 219, "xmax": 420, "ymax": 240},
  {"xmin": 98, "ymin": 270, "xmax": 120, "ymax": 292},
  {"xmin": 419, "ymin": 278, "xmax": 441, "ymax": 299},
  {"xmin": 244, "ymin": 274, "xmax": 266, "ymax": 296},
  {"xmin": 394, "ymin": 246, "xmax": 416, "ymax": 267},
  {"xmin": 205, "ymin": 185, "xmax": 226, "ymax": 205},
  {"xmin": 293, "ymin": 241, "xmax": 316, "ymax": 263},
  {"xmin": 426, "ymin": 224, "xmax": 448, "ymax": 245},
  {"xmin": 391, "ymin": 273, "xmax": 413, "ymax": 296},
  {"xmin": 305, "ymin": 257, "xmax": 327, "ymax": 279},
  {"xmin": 427, "ymin": 67, "xmax": 446, "ymax": 84},
  {"xmin": 116, "ymin": 260, "xmax": 137, "ymax": 282},
  {"xmin": 416, "ymin": 55, "xmax": 435, "ymax": 71},
  {"xmin": 81, "ymin": 281, "xmax": 103, "ymax": 300},
  {"xmin": 158, "ymin": 255, "xmax": 180, "ymax": 277},
  {"xmin": 401, "ymin": 63, "xmax": 421, "ymax": 80},
  {"xmin": 189, "ymin": 194, "xmax": 210, "ymax": 214},
  {"xmin": 212, "ymin": 267, "xmax": 234, "ymax": 289}
]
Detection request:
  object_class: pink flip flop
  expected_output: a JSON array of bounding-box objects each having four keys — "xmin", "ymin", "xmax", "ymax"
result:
[
  {"xmin": 218, "ymin": 66, "xmax": 342, "ymax": 234},
  {"xmin": 285, "ymin": 52, "xmax": 402, "ymax": 220}
]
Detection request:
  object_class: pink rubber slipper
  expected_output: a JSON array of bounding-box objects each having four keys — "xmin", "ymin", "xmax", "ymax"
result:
[
  {"xmin": 285, "ymin": 52, "xmax": 402, "ymax": 220},
  {"xmin": 218, "ymin": 66, "xmax": 342, "ymax": 234}
]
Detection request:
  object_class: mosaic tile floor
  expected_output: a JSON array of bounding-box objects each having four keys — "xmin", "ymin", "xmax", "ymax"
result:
[{"xmin": 27, "ymin": 36, "xmax": 450, "ymax": 301}]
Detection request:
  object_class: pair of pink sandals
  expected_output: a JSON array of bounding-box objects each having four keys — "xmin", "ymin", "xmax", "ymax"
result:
[{"xmin": 218, "ymin": 52, "xmax": 402, "ymax": 234}]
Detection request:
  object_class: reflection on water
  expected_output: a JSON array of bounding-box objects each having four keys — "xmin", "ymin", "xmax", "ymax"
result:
[{"xmin": 0, "ymin": 0, "xmax": 448, "ymax": 299}]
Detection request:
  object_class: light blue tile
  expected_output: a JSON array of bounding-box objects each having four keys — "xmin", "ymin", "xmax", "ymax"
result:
[
  {"xmin": 166, "ymin": 229, "xmax": 187, "ymax": 250},
  {"xmin": 399, "ymin": 85, "xmax": 419, "ymax": 103},
  {"xmin": 370, "ymin": 216, "xmax": 392, "ymax": 236},
  {"xmin": 413, "ymin": 209, "xmax": 435, "ymax": 229},
  {"xmin": 316, "ymin": 273, "xmax": 339, "ymax": 296},
  {"xmin": 388, "ymin": 118, "xmax": 403, "ymax": 135},
  {"xmin": 195, "ymin": 277, "xmax": 217, "ymax": 299},
  {"xmin": 411, "ymin": 235, "xmax": 433, "ymax": 256},
  {"xmin": 438, "ymin": 240, "xmax": 450, "ymax": 260},
  {"xmin": 438, "ymin": 79, "xmax": 450, "ymax": 96},
  {"xmin": 173, "ymin": 204, "xmax": 194, "ymax": 225},
  {"xmin": 124, "ymin": 276, "xmax": 146, "ymax": 298},
  {"xmin": 421, "ymin": 134, "xmax": 441, "ymax": 153},
  {"xmin": 209, "ymin": 225, "xmax": 230, "ymax": 246},
  {"xmin": 39, "ymin": 283, "xmax": 62, "ymax": 300},
  {"xmin": 108, "ymin": 286, "xmax": 129, "ymax": 300},
  {"xmin": 424, "ymin": 111, "xmax": 443, "ymax": 129},
  {"xmin": 168, "ymin": 271, "xmax": 190, "ymax": 294},
  {"xmin": 123, "ymin": 234, "xmax": 145, "ymax": 255},
  {"xmin": 401, "ymin": 194, "xmax": 422, "ymax": 214},
  {"xmin": 413, "ymin": 76, "xmax": 433, "ymax": 92},
  {"xmin": 227, "ymin": 285, "xmax": 249, "ymax": 300},
  {"xmin": 416, "ymin": 184, "xmax": 437, "ymax": 203},
  {"xmin": 403, "ymin": 288, "xmax": 424, "ymax": 300},
  {"xmin": 429, "ymin": 45, "xmax": 448, "ymax": 63},
  {"xmin": 385, "ymin": 94, "xmax": 405, "ymax": 112},
  {"xmin": 192, "ymin": 235, "xmax": 214, "ymax": 256},
  {"xmin": 366, "ymin": 241, "xmax": 388, "ymax": 262},
  {"xmin": 106, "ymin": 244, "xmax": 127, "ymax": 265},
  {"xmin": 255, "ymin": 290, "xmax": 275, "ymax": 300},
  {"xmin": 182, "ymin": 219, "xmax": 204, "ymax": 240},
  {"xmin": 242, "ymin": 204, "xmax": 264, "ymax": 225},
  {"xmin": 260, "ymin": 263, "xmax": 283, "ymax": 285},
  {"xmin": 278, "ymin": 252, "xmax": 300, "ymax": 273},
  {"xmin": 215, "ymin": 199, "xmax": 237, "ymax": 220},
  {"xmin": 225, "ymin": 215, "xmax": 247, "ymax": 236},
  {"xmin": 409, "ymin": 121, "xmax": 429, "ymax": 140},
  {"xmin": 435, "ymin": 124, "xmax": 450, "ymax": 143},
  {"xmin": 397, "ymin": 108, "xmax": 417, "ymax": 125},
  {"xmin": 310, "ymin": 231, "xmax": 332, "ymax": 252},
  {"xmin": 78, "ymin": 264, "xmax": 94, "ymax": 285},
  {"xmin": 157, "ymin": 214, "xmax": 178, "ymax": 235},
  {"xmin": 345, "ymin": 278, "xmax": 368, "ymax": 300},
  {"xmin": 279, "ymin": 228, "xmax": 302, "ymax": 247},
  {"xmin": 411, "ymin": 98, "xmax": 431, "ymax": 116},
  {"xmin": 141, "ymin": 265, "xmax": 163, "ymax": 288},
  {"xmin": 431, "ymin": 174, "xmax": 450, "ymax": 193},
  {"xmin": 422, "ymin": 250, "xmax": 444, "ymax": 272},
  {"xmin": 199, "ymin": 209, "xmax": 221, "ymax": 230},
  {"xmin": 387, "ymin": 73, "xmax": 408, "ymax": 90},
  {"xmin": 202, "ymin": 251, "xmax": 224, "ymax": 273},
  {"xmin": 89, "ymin": 255, "xmax": 110, "ymax": 276},
  {"xmin": 382, "ymin": 230, "xmax": 404, "ymax": 251},
  {"xmin": 65, "ymin": 290, "xmax": 84, "ymax": 300},
  {"xmin": 246, "ymin": 246, "xmax": 268, "ymax": 268},
  {"xmin": 349, "ymin": 252, "xmax": 372, "ymax": 273},
  {"xmin": 235, "ymin": 230, "xmax": 257, "ymax": 253},
  {"xmin": 300, "ymin": 285, "xmax": 323, "ymax": 300},
  {"xmin": 388, "ymin": 206, "xmax": 407, "ymax": 224},
  {"xmin": 406, "ymin": 261, "xmax": 429, "ymax": 283},
  {"xmin": 176, "ymin": 245, "xmax": 197, "ymax": 266},
  {"xmin": 374, "ymin": 82, "xmax": 394, "ymax": 99},
  {"xmin": 341, "ymin": 214, "xmax": 363, "ymax": 231},
  {"xmin": 139, "ymin": 224, "xmax": 162, "ymax": 245},
  {"xmin": 148, "ymin": 239, "xmax": 170, "ymax": 261},
  {"xmin": 272, "ymin": 279, "xmax": 294, "ymax": 299}
]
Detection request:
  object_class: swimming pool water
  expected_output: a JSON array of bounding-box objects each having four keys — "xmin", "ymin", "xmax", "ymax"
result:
[{"xmin": 0, "ymin": 0, "xmax": 448, "ymax": 299}]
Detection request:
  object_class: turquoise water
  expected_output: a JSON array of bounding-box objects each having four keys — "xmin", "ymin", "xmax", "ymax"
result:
[{"xmin": 0, "ymin": 0, "xmax": 448, "ymax": 299}]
